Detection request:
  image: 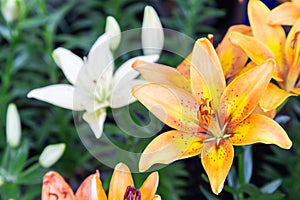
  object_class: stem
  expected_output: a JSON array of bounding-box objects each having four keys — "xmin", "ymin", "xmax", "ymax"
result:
[{"xmin": 237, "ymin": 150, "xmax": 245, "ymax": 200}]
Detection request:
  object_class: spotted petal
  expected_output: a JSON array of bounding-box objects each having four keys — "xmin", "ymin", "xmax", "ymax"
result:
[
  {"xmin": 139, "ymin": 130, "xmax": 206, "ymax": 172},
  {"xmin": 108, "ymin": 163, "xmax": 134, "ymax": 200},
  {"xmin": 139, "ymin": 172, "xmax": 159, "ymax": 200},
  {"xmin": 201, "ymin": 140, "xmax": 234, "ymax": 195},
  {"xmin": 229, "ymin": 114, "xmax": 292, "ymax": 149},
  {"xmin": 268, "ymin": 2, "xmax": 300, "ymax": 26},
  {"xmin": 191, "ymin": 38, "xmax": 226, "ymax": 111},
  {"xmin": 216, "ymin": 25, "xmax": 251, "ymax": 79},
  {"xmin": 42, "ymin": 171, "xmax": 75, "ymax": 200},
  {"xmin": 248, "ymin": 0, "xmax": 286, "ymax": 74},
  {"xmin": 285, "ymin": 19, "xmax": 300, "ymax": 91},
  {"xmin": 220, "ymin": 59, "xmax": 274, "ymax": 126},
  {"xmin": 133, "ymin": 60, "xmax": 191, "ymax": 91},
  {"xmin": 260, "ymin": 83, "xmax": 295, "ymax": 111},
  {"xmin": 132, "ymin": 83, "xmax": 200, "ymax": 132}
]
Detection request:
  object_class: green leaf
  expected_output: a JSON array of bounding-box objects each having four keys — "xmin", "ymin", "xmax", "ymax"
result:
[
  {"xmin": 200, "ymin": 186, "xmax": 220, "ymax": 200},
  {"xmin": 243, "ymin": 145, "xmax": 253, "ymax": 183},
  {"xmin": 261, "ymin": 179, "xmax": 282, "ymax": 194}
]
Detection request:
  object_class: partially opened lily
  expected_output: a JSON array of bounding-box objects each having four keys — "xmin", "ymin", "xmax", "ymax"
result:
[
  {"xmin": 268, "ymin": 0, "xmax": 300, "ymax": 26},
  {"xmin": 27, "ymin": 13, "xmax": 161, "ymax": 138},
  {"xmin": 230, "ymin": 0, "xmax": 300, "ymax": 111},
  {"xmin": 133, "ymin": 38, "xmax": 292, "ymax": 194},
  {"xmin": 42, "ymin": 163, "xmax": 160, "ymax": 200}
]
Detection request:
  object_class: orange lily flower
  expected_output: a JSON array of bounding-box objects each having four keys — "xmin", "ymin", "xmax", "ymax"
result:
[
  {"xmin": 42, "ymin": 163, "xmax": 160, "ymax": 200},
  {"xmin": 268, "ymin": 0, "xmax": 300, "ymax": 26},
  {"xmin": 132, "ymin": 38, "xmax": 292, "ymax": 195},
  {"xmin": 230, "ymin": 0, "xmax": 300, "ymax": 111}
]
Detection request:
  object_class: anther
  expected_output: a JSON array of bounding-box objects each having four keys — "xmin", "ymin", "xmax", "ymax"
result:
[{"xmin": 124, "ymin": 186, "xmax": 141, "ymax": 200}]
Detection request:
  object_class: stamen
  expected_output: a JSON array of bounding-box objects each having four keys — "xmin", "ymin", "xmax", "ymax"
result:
[
  {"xmin": 198, "ymin": 98, "xmax": 214, "ymax": 127},
  {"xmin": 124, "ymin": 186, "xmax": 141, "ymax": 200}
]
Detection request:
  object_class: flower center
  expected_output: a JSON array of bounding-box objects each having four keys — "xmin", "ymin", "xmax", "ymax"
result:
[
  {"xmin": 124, "ymin": 186, "xmax": 141, "ymax": 200},
  {"xmin": 198, "ymin": 98, "xmax": 214, "ymax": 127}
]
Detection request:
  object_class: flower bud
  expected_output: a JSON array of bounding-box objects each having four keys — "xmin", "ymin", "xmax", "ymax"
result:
[
  {"xmin": 39, "ymin": 143, "xmax": 66, "ymax": 168},
  {"xmin": 142, "ymin": 6, "xmax": 164, "ymax": 55},
  {"xmin": 105, "ymin": 16, "xmax": 121, "ymax": 51},
  {"xmin": 1, "ymin": 0, "xmax": 24, "ymax": 23},
  {"xmin": 0, "ymin": 175, "xmax": 4, "ymax": 187},
  {"xmin": 6, "ymin": 103, "xmax": 21, "ymax": 148}
]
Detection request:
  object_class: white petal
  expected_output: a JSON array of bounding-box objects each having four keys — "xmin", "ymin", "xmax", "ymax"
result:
[
  {"xmin": 111, "ymin": 79, "xmax": 147, "ymax": 108},
  {"xmin": 83, "ymin": 110, "xmax": 107, "ymax": 138},
  {"xmin": 27, "ymin": 84, "xmax": 84, "ymax": 111},
  {"xmin": 6, "ymin": 103, "xmax": 21, "ymax": 148},
  {"xmin": 142, "ymin": 6, "xmax": 164, "ymax": 55},
  {"xmin": 105, "ymin": 16, "xmax": 121, "ymax": 51},
  {"xmin": 113, "ymin": 54, "xmax": 159, "ymax": 86},
  {"xmin": 52, "ymin": 47, "xmax": 83, "ymax": 85}
]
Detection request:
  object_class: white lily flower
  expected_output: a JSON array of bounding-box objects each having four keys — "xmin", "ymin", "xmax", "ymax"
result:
[
  {"xmin": 28, "ymin": 32, "xmax": 160, "ymax": 139},
  {"xmin": 39, "ymin": 143, "xmax": 66, "ymax": 168},
  {"xmin": 6, "ymin": 103, "xmax": 21, "ymax": 148},
  {"xmin": 142, "ymin": 6, "xmax": 164, "ymax": 55}
]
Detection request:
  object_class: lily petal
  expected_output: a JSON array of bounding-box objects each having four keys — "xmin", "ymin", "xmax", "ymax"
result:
[
  {"xmin": 220, "ymin": 59, "xmax": 274, "ymax": 126},
  {"xmin": 248, "ymin": 0, "xmax": 286, "ymax": 73},
  {"xmin": 132, "ymin": 60, "xmax": 191, "ymax": 91},
  {"xmin": 139, "ymin": 172, "xmax": 159, "ymax": 200},
  {"xmin": 217, "ymin": 25, "xmax": 251, "ymax": 79},
  {"xmin": 229, "ymin": 114, "xmax": 292, "ymax": 149},
  {"xmin": 111, "ymin": 79, "xmax": 146, "ymax": 108},
  {"xmin": 285, "ymin": 19, "xmax": 300, "ymax": 91},
  {"xmin": 139, "ymin": 130, "xmax": 206, "ymax": 172},
  {"xmin": 268, "ymin": 2, "xmax": 300, "ymax": 26},
  {"xmin": 108, "ymin": 163, "xmax": 134, "ymax": 200},
  {"xmin": 113, "ymin": 54, "xmax": 159, "ymax": 86},
  {"xmin": 82, "ymin": 109, "xmax": 107, "ymax": 139},
  {"xmin": 132, "ymin": 83, "xmax": 200, "ymax": 133},
  {"xmin": 201, "ymin": 140, "xmax": 234, "ymax": 195},
  {"xmin": 42, "ymin": 171, "xmax": 75, "ymax": 200},
  {"xmin": 176, "ymin": 53, "xmax": 192, "ymax": 79},
  {"xmin": 191, "ymin": 38, "xmax": 226, "ymax": 110},
  {"xmin": 260, "ymin": 83, "xmax": 295, "ymax": 111},
  {"xmin": 27, "ymin": 84, "xmax": 84, "ymax": 111},
  {"xmin": 229, "ymin": 32, "xmax": 283, "ymax": 81},
  {"xmin": 75, "ymin": 172, "xmax": 107, "ymax": 200},
  {"xmin": 52, "ymin": 47, "xmax": 83, "ymax": 85}
]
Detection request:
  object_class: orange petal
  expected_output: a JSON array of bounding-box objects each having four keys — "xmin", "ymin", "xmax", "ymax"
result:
[
  {"xmin": 201, "ymin": 140, "xmax": 234, "ymax": 195},
  {"xmin": 229, "ymin": 114, "xmax": 292, "ymax": 149},
  {"xmin": 132, "ymin": 83, "xmax": 200, "ymax": 133},
  {"xmin": 139, "ymin": 172, "xmax": 159, "ymax": 200},
  {"xmin": 285, "ymin": 19, "xmax": 300, "ymax": 91},
  {"xmin": 248, "ymin": 0, "xmax": 286, "ymax": 74},
  {"xmin": 220, "ymin": 59, "xmax": 274, "ymax": 126},
  {"xmin": 229, "ymin": 31, "xmax": 283, "ymax": 81},
  {"xmin": 152, "ymin": 195, "xmax": 161, "ymax": 200},
  {"xmin": 268, "ymin": 2, "xmax": 300, "ymax": 26},
  {"xmin": 216, "ymin": 25, "xmax": 252, "ymax": 79},
  {"xmin": 191, "ymin": 38, "xmax": 226, "ymax": 111},
  {"xmin": 75, "ymin": 171, "xmax": 107, "ymax": 200},
  {"xmin": 176, "ymin": 53, "xmax": 192, "ymax": 79},
  {"xmin": 252, "ymin": 105, "xmax": 276, "ymax": 119},
  {"xmin": 260, "ymin": 83, "xmax": 295, "ymax": 111},
  {"xmin": 108, "ymin": 163, "xmax": 134, "ymax": 200},
  {"xmin": 133, "ymin": 60, "xmax": 191, "ymax": 92},
  {"xmin": 42, "ymin": 171, "xmax": 75, "ymax": 200},
  {"xmin": 139, "ymin": 130, "xmax": 206, "ymax": 172},
  {"xmin": 291, "ymin": 87, "xmax": 300, "ymax": 94}
]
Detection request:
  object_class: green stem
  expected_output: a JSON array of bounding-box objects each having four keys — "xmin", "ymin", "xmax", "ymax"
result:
[{"xmin": 237, "ymin": 150, "xmax": 245, "ymax": 200}]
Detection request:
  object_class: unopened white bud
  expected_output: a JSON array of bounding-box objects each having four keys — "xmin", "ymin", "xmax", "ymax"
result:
[
  {"xmin": 1, "ymin": 0, "xmax": 24, "ymax": 23},
  {"xmin": 6, "ymin": 103, "xmax": 21, "ymax": 148},
  {"xmin": 39, "ymin": 143, "xmax": 66, "ymax": 168},
  {"xmin": 105, "ymin": 16, "xmax": 121, "ymax": 51}
]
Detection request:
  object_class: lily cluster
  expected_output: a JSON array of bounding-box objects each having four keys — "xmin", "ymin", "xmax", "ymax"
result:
[
  {"xmin": 132, "ymin": 0, "xmax": 298, "ymax": 195},
  {"xmin": 27, "ymin": 0, "xmax": 300, "ymax": 197}
]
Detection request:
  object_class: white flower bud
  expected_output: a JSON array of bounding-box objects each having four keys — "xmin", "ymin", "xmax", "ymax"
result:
[
  {"xmin": 6, "ymin": 103, "xmax": 21, "ymax": 148},
  {"xmin": 1, "ymin": 0, "xmax": 24, "ymax": 23},
  {"xmin": 142, "ymin": 6, "xmax": 164, "ymax": 55},
  {"xmin": 39, "ymin": 143, "xmax": 66, "ymax": 168},
  {"xmin": 105, "ymin": 16, "xmax": 121, "ymax": 51}
]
